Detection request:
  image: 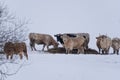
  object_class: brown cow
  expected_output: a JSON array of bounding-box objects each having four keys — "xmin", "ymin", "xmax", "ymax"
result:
[
  {"xmin": 96, "ymin": 35, "xmax": 112, "ymax": 54},
  {"xmin": 111, "ymin": 37, "xmax": 120, "ymax": 55},
  {"xmin": 29, "ymin": 33, "xmax": 59, "ymax": 51},
  {"xmin": 4, "ymin": 42, "xmax": 28, "ymax": 60},
  {"xmin": 4, "ymin": 42, "xmax": 15, "ymax": 59},
  {"xmin": 61, "ymin": 35, "xmax": 85, "ymax": 54},
  {"xmin": 14, "ymin": 42, "xmax": 28, "ymax": 59}
]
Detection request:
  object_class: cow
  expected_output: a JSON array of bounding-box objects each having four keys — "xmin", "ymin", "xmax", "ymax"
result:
[
  {"xmin": 4, "ymin": 42, "xmax": 28, "ymax": 60},
  {"xmin": 54, "ymin": 33, "xmax": 90, "ymax": 50},
  {"xmin": 96, "ymin": 35, "xmax": 112, "ymax": 54},
  {"xmin": 111, "ymin": 37, "xmax": 120, "ymax": 55},
  {"xmin": 14, "ymin": 42, "xmax": 28, "ymax": 59},
  {"xmin": 29, "ymin": 33, "xmax": 59, "ymax": 51},
  {"xmin": 4, "ymin": 42, "xmax": 15, "ymax": 59},
  {"xmin": 76, "ymin": 33, "xmax": 90, "ymax": 50},
  {"xmin": 96, "ymin": 35, "xmax": 107, "ymax": 54},
  {"xmin": 61, "ymin": 35, "xmax": 85, "ymax": 54},
  {"xmin": 54, "ymin": 33, "xmax": 76, "ymax": 45}
]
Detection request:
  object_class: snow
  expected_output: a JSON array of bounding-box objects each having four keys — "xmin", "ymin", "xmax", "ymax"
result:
[
  {"xmin": 1, "ymin": 0, "xmax": 120, "ymax": 80},
  {"xmin": 6, "ymin": 51, "xmax": 120, "ymax": 80}
]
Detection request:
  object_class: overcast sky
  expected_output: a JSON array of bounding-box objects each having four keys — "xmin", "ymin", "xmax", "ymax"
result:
[{"xmin": 4, "ymin": 0, "xmax": 120, "ymax": 49}]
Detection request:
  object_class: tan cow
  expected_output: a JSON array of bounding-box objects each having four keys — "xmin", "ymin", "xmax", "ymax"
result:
[
  {"xmin": 96, "ymin": 35, "xmax": 107, "ymax": 54},
  {"xmin": 29, "ymin": 33, "xmax": 59, "ymax": 51},
  {"xmin": 61, "ymin": 35, "xmax": 85, "ymax": 54},
  {"xmin": 4, "ymin": 42, "xmax": 28, "ymax": 60},
  {"xmin": 54, "ymin": 33, "xmax": 90, "ymax": 50},
  {"xmin": 111, "ymin": 37, "xmax": 120, "ymax": 55},
  {"xmin": 96, "ymin": 35, "xmax": 112, "ymax": 54},
  {"xmin": 76, "ymin": 33, "xmax": 90, "ymax": 50}
]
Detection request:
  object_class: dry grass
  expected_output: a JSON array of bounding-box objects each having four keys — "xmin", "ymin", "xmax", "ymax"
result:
[{"xmin": 47, "ymin": 47, "xmax": 99, "ymax": 54}]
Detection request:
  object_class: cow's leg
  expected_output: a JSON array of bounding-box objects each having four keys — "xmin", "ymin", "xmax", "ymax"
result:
[
  {"xmin": 99, "ymin": 48, "xmax": 101, "ymax": 54},
  {"xmin": 65, "ymin": 48, "xmax": 68, "ymax": 54},
  {"xmin": 30, "ymin": 42, "xmax": 36, "ymax": 51},
  {"xmin": 102, "ymin": 50, "xmax": 104, "ymax": 54},
  {"xmin": 105, "ymin": 49, "xmax": 108, "ymax": 54},
  {"xmin": 23, "ymin": 48, "xmax": 28, "ymax": 60},
  {"xmin": 113, "ymin": 50, "xmax": 115, "ymax": 54},
  {"xmin": 78, "ymin": 47, "xmax": 84, "ymax": 54},
  {"xmin": 47, "ymin": 45, "xmax": 49, "ymax": 51},
  {"xmin": 30, "ymin": 39, "xmax": 36, "ymax": 51},
  {"xmin": 19, "ymin": 52, "xmax": 23, "ymax": 59},
  {"xmin": 10, "ymin": 54, "xmax": 13, "ymax": 59},
  {"xmin": 67, "ymin": 49, "xmax": 70, "ymax": 54},
  {"xmin": 86, "ymin": 45, "xmax": 89, "ymax": 50},
  {"xmin": 65, "ymin": 49, "xmax": 68, "ymax": 53},
  {"xmin": 77, "ymin": 49, "xmax": 80, "ymax": 54},
  {"xmin": 30, "ymin": 42, "xmax": 33, "ymax": 51},
  {"xmin": 31, "ymin": 46, "xmax": 33, "ymax": 51},
  {"xmin": 113, "ymin": 49, "xmax": 115, "ymax": 54},
  {"xmin": 6, "ymin": 54, "xmax": 9, "ymax": 59},
  {"xmin": 68, "ymin": 48, "xmax": 71, "ymax": 54},
  {"xmin": 42, "ymin": 44, "xmax": 45, "ymax": 51},
  {"xmin": 81, "ymin": 47, "xmax": 84, "ymax": 54},
  {"xmin": 30, "ymin": 43, "xmax": 32, "ymax": 51},
  {"xmin": 117, "ymin": 50, "xmax": 119, "ymax": 55},
  {"xmin": 33, "ymin": 43, "xmax": 37, "ymax": 51},
  {"xmin": 24, "ymin": 52, "xmax": 28, "ymax": 60}
]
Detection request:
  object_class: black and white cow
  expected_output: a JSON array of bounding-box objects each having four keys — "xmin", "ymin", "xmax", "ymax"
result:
[{"xmin": 54, "ymin": 33, "xmax": 90, "ymax": 50}]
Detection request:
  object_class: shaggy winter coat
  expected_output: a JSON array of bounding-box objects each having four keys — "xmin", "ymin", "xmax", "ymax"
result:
[
  {"xmin": 4, "ymin": 42, "xmax": 28, "ymax": 59},
  {"xmin": 96, "ymin": 35, "xmax": 112, "ymax": 54},
  {"xmin": 111, "ymin": 38, "xmax": 120, "ymax": 55}
]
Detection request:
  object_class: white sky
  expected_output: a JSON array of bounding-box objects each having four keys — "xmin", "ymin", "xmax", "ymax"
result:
[{"xmin": 4, "ymin": 0, "xmax": 120, "ymax": 49}]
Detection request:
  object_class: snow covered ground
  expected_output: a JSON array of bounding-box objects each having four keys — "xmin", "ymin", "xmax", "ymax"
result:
[
  {"xmin": 6, "ymin": 50, "xmax": 120, "ymax": 80},
  {"xmin": 2, "ymin": 0, "xmax": 120, "ymax": 80}
]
